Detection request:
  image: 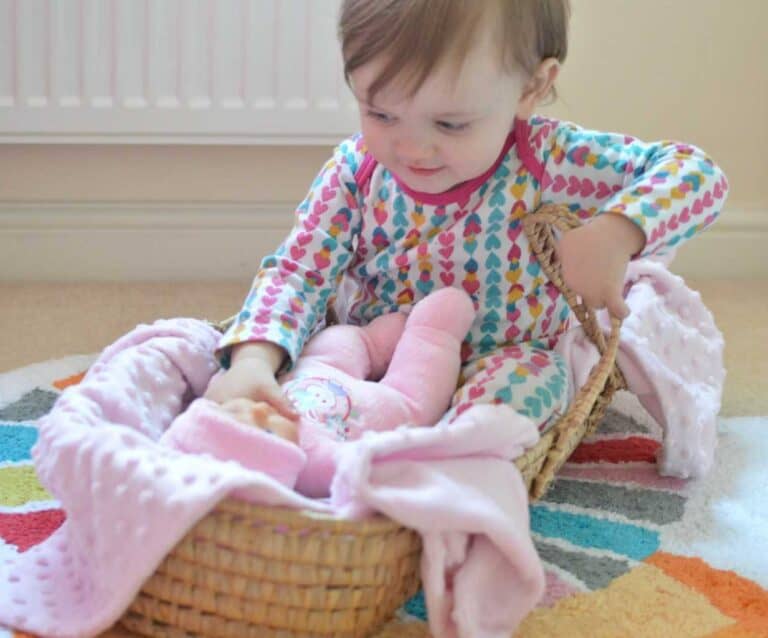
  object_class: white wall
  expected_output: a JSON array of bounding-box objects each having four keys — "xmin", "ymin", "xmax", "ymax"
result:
[{"xmin": 0, "ymin": 0, "xmax": 765, "ymax": 280}]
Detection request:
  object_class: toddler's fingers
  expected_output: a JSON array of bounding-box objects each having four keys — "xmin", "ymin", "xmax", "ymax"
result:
[
  {"xmin": 606, "ymin": 293, "xmax": 630, "ymax": 320},
  {"xmin": 262, "ymin": 386, "xmax": 300, "ymax": 421},
  {"xmin": 205, "ymin": 377, "xmax": 243, "ymax": 405},
  {"xmin": 203, "ymin": 375, "xmax": 226, "ymax": 402},
  {"xmin": 579, "ymin": 291, "xmax": 605, "ymax": 312}
]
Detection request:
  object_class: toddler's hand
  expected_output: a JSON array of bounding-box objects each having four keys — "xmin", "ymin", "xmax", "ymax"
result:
[
  {"xmin": 204, "ymin": 355, "xmax": 299, "ymax": 421},
  {"xmin": 555, "ymin": 213, "xmax": 645, "ymax": 319}
]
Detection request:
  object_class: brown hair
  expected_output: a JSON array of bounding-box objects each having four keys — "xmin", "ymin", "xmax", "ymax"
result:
[{"xmin": 339, "ymin": 0, "xmax": 570, "ymax": 103}]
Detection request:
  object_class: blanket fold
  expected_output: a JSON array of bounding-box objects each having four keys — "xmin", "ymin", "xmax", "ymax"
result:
[
  {"xmin": 555, "ymin": 260, "xmax": 724, "ymax": 478},
  {"xmin": 331, "ymin": 404, "xmax": 544, "ymax": 638}
]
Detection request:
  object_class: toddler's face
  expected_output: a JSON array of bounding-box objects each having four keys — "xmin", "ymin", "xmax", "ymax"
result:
[{"xmin": 350, "ymin": 32, "xmax": 526, "ymax": 195}]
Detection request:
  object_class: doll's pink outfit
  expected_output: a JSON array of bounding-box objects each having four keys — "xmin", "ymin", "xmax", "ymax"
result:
[{"xmin": 163, "ymin": 286, "xmax": 477, "ymax": 497}]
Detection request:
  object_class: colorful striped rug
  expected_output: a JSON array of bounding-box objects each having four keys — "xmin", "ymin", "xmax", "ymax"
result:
[{"xmin": 1, "ymin": 356, "xmax": 766, "ymax": 637}]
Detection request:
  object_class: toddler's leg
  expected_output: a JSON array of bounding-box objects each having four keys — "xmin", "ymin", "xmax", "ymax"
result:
[{"xmin": 445, "ymin": 343, "xmax": 571, "ymax": 432}]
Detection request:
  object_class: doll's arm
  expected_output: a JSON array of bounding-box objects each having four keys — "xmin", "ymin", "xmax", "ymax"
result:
[{"xmin": 297, "ymin": 311, "xmax": 407, "ymax": 380}]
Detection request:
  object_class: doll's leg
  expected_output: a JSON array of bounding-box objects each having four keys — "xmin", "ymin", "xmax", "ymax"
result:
[
  {"xmin": 298, "ymin": 311, "xmax": 407, "ymax": 380},
  {"xmin": 443, "ymin": 342, "xmax": 571, "ymax": 432},
  {"xmin": 378, "ymin": 287, "xmax": 475, "ymax": 425}
]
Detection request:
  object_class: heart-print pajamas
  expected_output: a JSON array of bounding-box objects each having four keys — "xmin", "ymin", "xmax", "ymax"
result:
[{"xmin": 219, "ymin": 116, "xmax": 727, "ymax": 431}]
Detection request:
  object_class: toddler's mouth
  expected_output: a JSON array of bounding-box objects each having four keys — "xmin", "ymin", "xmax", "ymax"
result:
[{"xmin": 408, "ymin": 165, "xmax": 445, "ymax": 176}]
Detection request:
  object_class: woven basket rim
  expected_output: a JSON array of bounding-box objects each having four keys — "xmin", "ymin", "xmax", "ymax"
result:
[{"xmin": 212, "ymin": 498, "xmax": 406, "ymax": 531}]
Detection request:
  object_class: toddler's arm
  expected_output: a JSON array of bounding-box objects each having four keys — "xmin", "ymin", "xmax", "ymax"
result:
[
  {"xmin": 215, "ymin": 137, "xmax": 365, "ymax": 373},
  {"xmin": 556, "ymin": 212, "xmax": 644, "ymax": 318},
  {"xmin": 535, "ymin": 119, "xmax": 728, "ymax": 316},
  {"xmin": 539, "ymin": 120, "xmax": 728, "ymax": 257}
]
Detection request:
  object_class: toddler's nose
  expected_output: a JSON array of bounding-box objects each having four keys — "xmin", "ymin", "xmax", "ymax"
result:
[{"xmin": 395, "ymin": 135, "xmax": 435, "ymax": 165}]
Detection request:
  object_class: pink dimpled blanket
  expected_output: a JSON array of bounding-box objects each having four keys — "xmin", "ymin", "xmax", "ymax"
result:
[
  {"xmin": 0, "ymin": 319, "xmax": 544, "ymax": 638},
  {"xmin": 0, "ymin": 263, "xmax": 724, "ymax": 638}
]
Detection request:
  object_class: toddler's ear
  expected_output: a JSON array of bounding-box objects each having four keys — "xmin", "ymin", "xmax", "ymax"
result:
[{"xmin": 516, "ymin": 58, "xmax": 560, "ymax": 120}]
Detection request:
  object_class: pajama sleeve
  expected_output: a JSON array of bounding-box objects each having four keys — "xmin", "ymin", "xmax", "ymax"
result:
[
  {"xmin": 536, "ymin": 119, "xmax": 729, "ymax": 257},
  {"xmin": 217, "ymin": 137, "xmax": 364, "ymax": 368}
]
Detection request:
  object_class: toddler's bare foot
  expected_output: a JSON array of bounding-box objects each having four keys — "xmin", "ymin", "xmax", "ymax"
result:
[{"xmin": 220, "ymin": 398, "xmax": 299, "ymax": 443}]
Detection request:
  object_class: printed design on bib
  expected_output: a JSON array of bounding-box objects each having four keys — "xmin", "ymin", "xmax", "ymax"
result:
[{"xmin": 282, "ymin": 376, "xmax": 353, "ymax": 440}]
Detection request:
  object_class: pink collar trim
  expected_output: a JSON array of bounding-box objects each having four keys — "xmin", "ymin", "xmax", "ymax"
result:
[{"xmin": 390, "ymin": 121, "xmax": 522, "ymax": 206}]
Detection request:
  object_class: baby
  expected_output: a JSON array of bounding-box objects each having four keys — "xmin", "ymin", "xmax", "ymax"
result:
[{"xmin": 206, "ymin": 0, "xmax": 727, "ymax": 450}]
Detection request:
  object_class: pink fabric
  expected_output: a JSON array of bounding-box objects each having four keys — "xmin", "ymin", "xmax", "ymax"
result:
[
  {"xmin": 285, "ymin": 286, "xmax": 477, "ymax": 496},
  {"xmin": 555, "ymin": 259, "xmax": 724, "ymax": 478},
  {"xmin": 159, "ymin": 398, "xmax": 307, "ymax": 489},
  {"xmin": 0, "ymin": 315, "xmax": 544, "ymax": 638},
  {"xmin": 164, "ymin": 401, "xmax": 545, "ymax": 638},
  {"xmin": 353, "ymin": 152, "xmax": 378, "ymax": 192},
  {"xmin": 332, "ymin": 404, "xmax": 544, "ymax": 638}
]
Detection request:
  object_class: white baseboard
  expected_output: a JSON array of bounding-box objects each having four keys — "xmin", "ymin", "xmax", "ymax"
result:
[
  {"xmin": 0, "ymin": 202, "xmax": 294, "ymax": 281},
  {"xmin": 670, "ymin": 211, "xmax": 765, "ymax": 279},
  {"xmin": 0, "ymin": 202, "xmax": 765, "ymax": 281}
]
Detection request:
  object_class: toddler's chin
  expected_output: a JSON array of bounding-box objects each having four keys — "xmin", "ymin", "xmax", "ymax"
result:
[{"xmin": 404, "ymin": 175, "xmax": 464, "ymax": 195}]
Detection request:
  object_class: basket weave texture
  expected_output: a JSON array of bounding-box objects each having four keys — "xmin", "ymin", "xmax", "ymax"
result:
[{"xmin": 121, "ymin": 204, "xmax": 626, "ymax": 637}]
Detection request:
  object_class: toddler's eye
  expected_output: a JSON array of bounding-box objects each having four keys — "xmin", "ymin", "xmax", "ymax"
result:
[
  {"xmin": 436, "ymin": 120, "xmax": 469, "ymax": 133},
  {"xmin": 367, "ymin": 110, "xmax": 396, "ymax": 125}
]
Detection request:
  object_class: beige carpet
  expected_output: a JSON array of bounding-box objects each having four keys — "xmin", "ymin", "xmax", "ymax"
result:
[{"xmin": 0, "ymin": 279, "xmax": 766, "ymax": 416}]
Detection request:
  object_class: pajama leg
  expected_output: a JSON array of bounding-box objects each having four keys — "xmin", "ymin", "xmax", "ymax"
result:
[{"xmin": 445, "ymin": 343, "xmax": 571, "ymax": 432}]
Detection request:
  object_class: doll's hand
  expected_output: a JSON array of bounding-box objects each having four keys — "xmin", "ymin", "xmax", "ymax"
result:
[
  {"xmin": 220, "ymin": 398, "xmax": 299, "ymax": 443},
  {"xmin": 555, "ymin": 214, "xmax": 645, "ymax": 319}
]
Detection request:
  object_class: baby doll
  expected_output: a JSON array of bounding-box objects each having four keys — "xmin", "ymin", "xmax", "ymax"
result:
[{"xmin": 163, "ymin": 287, "xmax": 475, "ymax": 497}]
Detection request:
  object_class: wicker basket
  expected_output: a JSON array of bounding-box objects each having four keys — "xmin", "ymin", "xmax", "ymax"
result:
[{"xmin": 120, "ymin": 203, "xmax": 626, "ymax": 638}]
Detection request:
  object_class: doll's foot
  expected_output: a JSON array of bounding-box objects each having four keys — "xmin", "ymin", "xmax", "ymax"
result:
[{"xmin": 406, "ymin": 287, "xmax": 475, "ymax": 339}]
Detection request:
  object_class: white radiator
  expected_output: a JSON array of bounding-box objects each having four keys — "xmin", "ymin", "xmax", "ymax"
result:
[{"xmin": 0, "ymin": 0, "xmax": 358, "ymax": 143}]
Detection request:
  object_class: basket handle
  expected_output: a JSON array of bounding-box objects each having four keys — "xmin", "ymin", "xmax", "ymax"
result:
[
  {"xmin": 522, "ymin": 203, "xmax": 625, "ymax": 419},
  {"xmin": 521, "ymin": 203, "xmax": 622, "ymax": 355}
]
